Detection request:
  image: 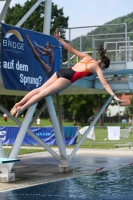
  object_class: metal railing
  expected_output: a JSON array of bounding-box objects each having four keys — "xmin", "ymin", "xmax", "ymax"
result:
[{"xmin": 59, "ymin": 24, "xmax": 133, "ymax": 71}]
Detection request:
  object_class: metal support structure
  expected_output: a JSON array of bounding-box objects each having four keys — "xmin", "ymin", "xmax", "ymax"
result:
[
  {"xmin": 92, "ymin": 36, "xmax": 96, "ymax": 59},
  {"xmin": 125, "ymin": 23, "xmax": 127, "ymax": 66},
  {"xmin": 8, "ymin": 104, "xmax": 37, "ymax": 172},
  {"xmin": 0, "ymin": 104, "xmax": 38, "ymax": 181},
  {"xmin": 43, "ymin": 0, "xmax": 67, "ymax": 164},
  {"xmin": 56, "ymin": 93, "xmax": 65, "ymax": 143},
  {"xmin": 116, "ymin": 42, "xmax": 118, "ymax": 61},
  {"xmin": 29, "ymin": 95, "xmax": 55, "ymax": 127},
  {"xmin": 45, "ymin": 96, "xmax": 67, "ymax": 163},
  {"xmin": 68, "ymin": 28, "xmax": 71, "ymax": 68},
  {"xmin": 43, "ymin": 0, "xmax": 52, "ymax": 34},
  {"xmin": 127, "ymin": 37, "xmax": 130, "ymax": 62},
  {"xmin": 0, "ymin": 0, "xmax": 11, "ymax": 22},
  {"xmin": 29, "ymin": 103, "xmax": 47, "ymax": 127},
  {"xmin": 16, "ymin": 0, "xmax": 43, "ymax": 27},
  {"xmin": 67, "ymin": 95, "xmax": 113, "ymax": 163},
  {"xmin": 0, "ymin": 140, "xmax": 9, "ymax": 174},
  {"xmin": 0, "ymin": 104, "xmax": 60, "ymax": 160}
]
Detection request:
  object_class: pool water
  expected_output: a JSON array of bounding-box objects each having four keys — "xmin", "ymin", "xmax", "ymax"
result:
[{"xmin": 1, "ymin": 166, "xmax": 133, "ymax": 200}]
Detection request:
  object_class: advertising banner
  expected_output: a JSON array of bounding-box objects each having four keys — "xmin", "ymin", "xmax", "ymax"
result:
[
  {"xmin": 0, "ymin": 126, "xmax": 78, "ymax": 145},
  {"xmin": 1, "ymin": 23, "xmax": 62, "ymax": 91}
]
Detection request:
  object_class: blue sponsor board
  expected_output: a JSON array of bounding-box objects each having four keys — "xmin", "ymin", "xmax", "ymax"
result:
[
  {"xmin": 0, "ymin": 126, "xmax": 78, "ymax": 145},
  {"xmin": 1, "ymin": 23, "xmax": 62, "ymax": 91}
]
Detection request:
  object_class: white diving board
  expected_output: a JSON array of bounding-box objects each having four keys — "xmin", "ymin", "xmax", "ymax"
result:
[{"xmin": 0, "ymin": 158, "xmax": 20, "ymax": 164}]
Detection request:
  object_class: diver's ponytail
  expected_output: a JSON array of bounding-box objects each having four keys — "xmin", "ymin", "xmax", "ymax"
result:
[
  {"xmin": 96, "ymin": 43, "xmax": 110, "ymax": 69},
  {"xmin": 96, "ymin": 44, "xmax": 106, "ymax": 59}
]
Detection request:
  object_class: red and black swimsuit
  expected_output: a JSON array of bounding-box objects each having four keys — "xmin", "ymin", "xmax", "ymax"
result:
[{"xmin": 56, "ymin": 58, "xmax": 94, "ymax": 83}]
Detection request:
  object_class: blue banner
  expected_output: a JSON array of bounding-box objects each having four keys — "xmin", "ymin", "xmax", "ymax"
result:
[
  {"xmin": 1, "ymin": 23, "xmax": 62, "ymax": 91},
  {"xmin": 0, "ymin": 126, "xmax": 78, "ymax": 145}
]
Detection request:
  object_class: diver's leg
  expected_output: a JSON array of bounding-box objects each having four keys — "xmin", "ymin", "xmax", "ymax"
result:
[
  {"xmin": 15, "ymin": 78, "xmax": 71, "ymax": 117},
  {"xmin": 10, "ymin": 73, "xmax": 58, "ymax": 115}
]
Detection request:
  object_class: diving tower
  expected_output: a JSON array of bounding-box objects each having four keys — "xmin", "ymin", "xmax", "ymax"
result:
[{"xmin": 0, "ymin": 0, "xmax": 133, "ymax": 183}]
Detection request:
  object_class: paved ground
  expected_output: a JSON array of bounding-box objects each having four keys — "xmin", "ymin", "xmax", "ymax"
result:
[{"xmin": 0, "ymin": 147, "xmax": 133, "ymax": 192}]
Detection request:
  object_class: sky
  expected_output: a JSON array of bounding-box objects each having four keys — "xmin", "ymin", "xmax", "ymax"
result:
[{"xmin": 0, "ymin": 0, "xmax": 133, "ymax": 39}]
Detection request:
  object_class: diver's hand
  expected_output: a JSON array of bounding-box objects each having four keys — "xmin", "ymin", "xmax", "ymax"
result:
[
  {"xmin": 113, "ymin": 95, "xmax": 126, "ymax": 103},
  {"xmin": 54, "ymin": 30, "xmax": 62, "ymax": 41}
]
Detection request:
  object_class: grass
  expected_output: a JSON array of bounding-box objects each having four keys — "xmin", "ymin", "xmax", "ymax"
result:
[
  {"xmin": 1, "ymin": 115, "xmax": 132, "ymax": 153},
  {"xmin": 0, "ymin": 115, "xmax": 73, "ymax": 126},
  {"xmin": 4, "ymin": 148, "xmax": 46, "ymax": 155}
]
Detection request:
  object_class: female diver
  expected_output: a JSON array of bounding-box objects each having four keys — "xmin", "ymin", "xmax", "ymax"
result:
[{"xmin": 10, "ymin": 31, "xmax": 125, "ymax": 117}]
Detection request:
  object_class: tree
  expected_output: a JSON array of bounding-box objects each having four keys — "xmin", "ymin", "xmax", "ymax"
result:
[
  {"xmin": 4, "ymin": 0, "xmax": 69, "ymax": 35},
  {"xmin": 60, "ymin": 94, "xmax": 97, "ymax": 126},
  {"xmin": 124, "ymin": 95, "xmax": 133, "ymax": 125},
  {"xmin": 59, "ymin": 94, "xmax": 110, "ymax": 126},
  {"xmin": 0, "ymin": 95, "xmax": 22, "ymax": 114},
  {"xmin": 92, "ymin": 94, "xmax": 110, "ymax": 126}
]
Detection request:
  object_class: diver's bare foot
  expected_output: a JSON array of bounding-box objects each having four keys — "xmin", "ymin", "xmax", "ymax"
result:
[
  {"xmin": 15, "ymin": 107, "xmax": 23, "ymax": 118},
  {"xmin": 10, "ymin": 107, "xmax": 17, "ymax": 116}
]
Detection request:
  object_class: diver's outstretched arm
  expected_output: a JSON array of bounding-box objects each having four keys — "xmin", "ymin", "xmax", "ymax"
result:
[
  {"xmin": 54, "ymin": 31, "xmax": 90, "ymax": 59},
  {"xmin": 96, "ymin": 67, "xmax": 126, "ymax": 102}
]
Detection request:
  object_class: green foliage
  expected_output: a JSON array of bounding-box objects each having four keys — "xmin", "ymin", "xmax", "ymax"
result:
[
  {"xmin": 4, "ymin": 0, "xmax": 69, "ymax": 35},
  {"xmin": 128, "ymin": 96, "xmax": 133, "ymax": 114},
  {"xmin": 125, "ymin": 95, "xmax": 133, "ymax": 118},
  {"xmin": 70, "ymin": 12, "xmax": 133, "ymax": 52},
  {"xmin": 92, "ymin": 94, "xmax": 110, "ymax": 126},
  {"xmin": 59, "ymin": 94, "xmax": 110, "ymax": 126},
  {"xmin": 60, "ymin": 94, "xmax": 94, "ymax": 125},
  {"xmin": 0, "ymin": 95, "xmax": 22, "ymax": 111}
]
